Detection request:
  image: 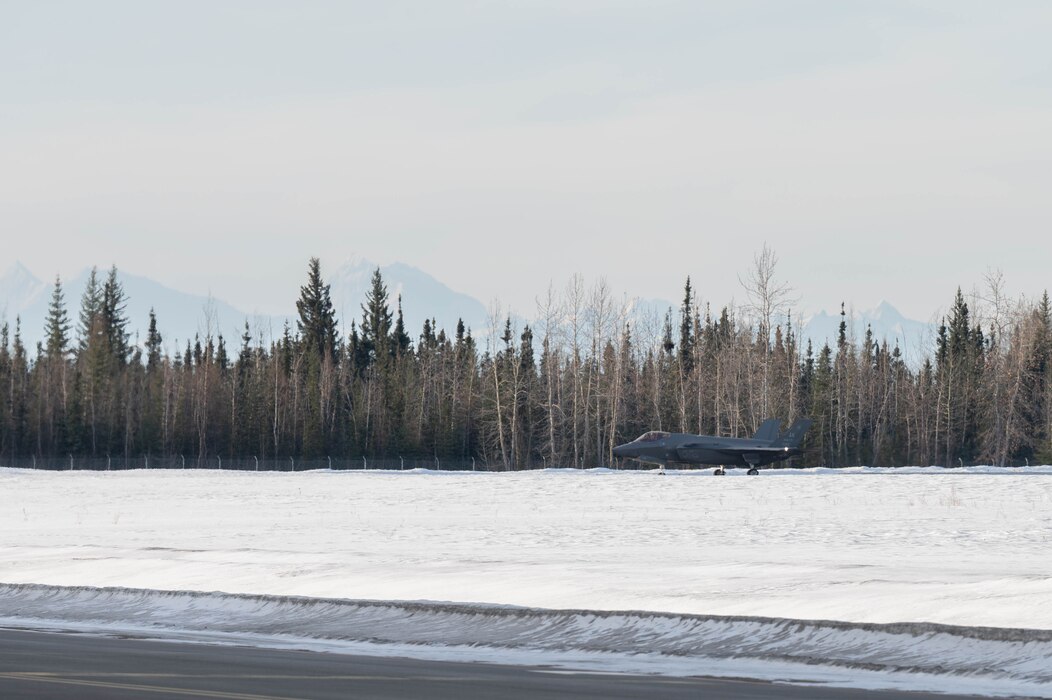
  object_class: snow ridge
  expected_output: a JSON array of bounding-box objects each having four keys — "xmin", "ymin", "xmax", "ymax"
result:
[{"xmin": 1, "ymin": 583, "xmax": 1050, "ymax": 697}]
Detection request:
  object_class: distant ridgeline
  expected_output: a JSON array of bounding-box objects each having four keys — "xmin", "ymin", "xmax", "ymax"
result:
[{"xmin": 0, "ymin": 260, "xmax": 1050, "ymax": 469}]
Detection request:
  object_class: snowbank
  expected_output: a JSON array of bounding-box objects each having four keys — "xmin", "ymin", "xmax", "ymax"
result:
[{"xmin": 3, "ymin": 583, "xmax": 1050, "ymax": 698}]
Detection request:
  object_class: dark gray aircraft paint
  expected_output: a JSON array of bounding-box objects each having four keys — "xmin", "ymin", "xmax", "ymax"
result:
[{"xmin": 613, "ymin": 418, "xmax": 812, "ymax": 475}]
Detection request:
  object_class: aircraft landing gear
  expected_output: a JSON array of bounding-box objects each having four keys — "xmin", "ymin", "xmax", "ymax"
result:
[
  {"xmin": 746, "ymin": 466, "xmax": 760, "ymax": 476},
  {"xmin": 713, "ymin": 466, "xmax": 726, "ymax": 476}
]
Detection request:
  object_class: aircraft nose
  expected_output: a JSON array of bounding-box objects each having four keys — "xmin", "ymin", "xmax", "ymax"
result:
[{"xmin": 613, "ymin": 444, "xmax": 631, "ymax": 458}]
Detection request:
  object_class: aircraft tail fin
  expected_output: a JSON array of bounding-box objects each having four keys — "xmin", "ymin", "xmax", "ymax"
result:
[
  {"xmin": 752, "ymin": 418, "xmax": 782, "ymax": 442},
  {"xmin": 772, "ymin": 419, "xmax": 813, "ymax": 448}
]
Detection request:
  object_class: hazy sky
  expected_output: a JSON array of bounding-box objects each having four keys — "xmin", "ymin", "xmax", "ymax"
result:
[{"xmin": 2, "ymin": 1, "xmax": 1050, "ymax": 321}]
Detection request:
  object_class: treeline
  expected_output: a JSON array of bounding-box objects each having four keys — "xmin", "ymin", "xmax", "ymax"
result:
[{"xmin": 1, "ymin": 257, "xmax": 1050, "ymax": 468}]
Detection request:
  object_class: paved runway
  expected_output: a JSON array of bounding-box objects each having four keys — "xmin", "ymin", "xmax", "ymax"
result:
[{"xmin": 0, "ymin": 628, "xmax": 991, "ymax": 699}]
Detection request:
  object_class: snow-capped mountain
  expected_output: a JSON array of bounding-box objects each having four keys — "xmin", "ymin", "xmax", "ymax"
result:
[
  {"xmin": 327, "ymin": 257, "xmax": 489, "ymax": 338},
  {"xmin": 0, "ymin": 263, "xmax": 291, "ymax": 352},
  {"xmin": 0, "ymin": 262, "xmax": 47, "ymax": 321},
  {"xmin": 0, "ymin": 261, "xmax": 933, "ymax": 360},
  {"xmin": 0, "ymin": 259, "xmax": 493, "ymax": 352},
  {"xmin": 617, "ymin": 297, "xmax": 934, "ymax": 363},
  {"xmin": 799, "ymin": 301, "xmax": 934, "ymax": 360}
]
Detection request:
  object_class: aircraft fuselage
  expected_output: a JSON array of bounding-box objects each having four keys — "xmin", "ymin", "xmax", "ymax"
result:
[{"xmin": 612, "ymin": 420, "xmax": 811, "ymax": 469}]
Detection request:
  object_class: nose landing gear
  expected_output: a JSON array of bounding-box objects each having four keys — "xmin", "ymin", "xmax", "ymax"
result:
[{"xmin": 713, "ymin": 466, "xmax": 726, "ymax": 476}]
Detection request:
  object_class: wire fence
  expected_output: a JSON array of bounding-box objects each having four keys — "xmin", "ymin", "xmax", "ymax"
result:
[
  {"xmin": 0, "ymin": 455, "xmax": 650, "ymax": 472},
  {"xmin": 0, "ymin": 455, "xmax": 1042, "ymax": 471}
]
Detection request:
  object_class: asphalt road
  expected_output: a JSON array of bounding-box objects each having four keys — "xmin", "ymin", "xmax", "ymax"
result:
[{"xmin": 0, "ymin": 628, "xmax": 993, "ymax": 700}]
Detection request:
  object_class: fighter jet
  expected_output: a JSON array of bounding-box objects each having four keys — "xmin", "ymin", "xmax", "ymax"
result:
[{"xmin": 612, "ymin": 418, "xmax": 812, "ymax": 475}]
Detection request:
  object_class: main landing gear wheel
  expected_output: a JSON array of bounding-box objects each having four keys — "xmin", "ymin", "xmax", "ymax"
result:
[
  {"xmin": 713, "ymin": 466, "xmax": 726, "ymax": 476},
  {"xmin": 747, "ymin": 467, "xmax": 759, "ymax": 476}
]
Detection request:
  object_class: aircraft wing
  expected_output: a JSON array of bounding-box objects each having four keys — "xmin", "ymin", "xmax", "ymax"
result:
[
  {"xmin": 675, "ymin": 444, "xmax": 797, "ymax": 464},
  {"xmin": 678, "ymin": 444, "xmax": 794, "ymax": 455}
]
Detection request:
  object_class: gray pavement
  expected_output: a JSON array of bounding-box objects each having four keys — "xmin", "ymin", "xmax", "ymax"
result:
[{"xmin": 0, "ymin": 627, "xmax": 995, "ymax": 700}]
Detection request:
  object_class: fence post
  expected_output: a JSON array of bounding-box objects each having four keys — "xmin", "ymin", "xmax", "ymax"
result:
[
  {"xmin": 471, "ymin": 457, "xmax": 475, "ymax": 472},
  {"xmin": 218, "ymin": 456, "xmax": 222, "ymax": 470},
  {"xmin": 958, "ymin": 457, "xmax": 964, "ymax": 468},
  {"xmin": 107, "ymin": 455, "xmax": 111, "ymax": 471},
  {"xmin": 145, "ymin": 455, "xmax": 149, "ymax": 469},
  {"xmin": 399, "ymin": 455, "xmax": 404, "ymax": 471},
  {"xmin": 328, "ymin": 455, "xmax": 332, "ymax": 470},
  {"xmin": 254, "ymin": 456, "xmax": 259, "ymax": 471},
  {"xmin": 434, "ymin": 456, "xmax": 440, "ymax": 471},
  {"xmin": 289, "ymin": 456, "xmax": 295, "ymax": 472},
  {"xmin": 69, "ymin": 453, "xmax": 73, "ymax": 471},
  {"xmin": 180, "ymin": 454, "xmax": 185, "ymax": 469},
  {"xmin": 362, "ymin": 456, "xmax": 367, "ymax": 470}
]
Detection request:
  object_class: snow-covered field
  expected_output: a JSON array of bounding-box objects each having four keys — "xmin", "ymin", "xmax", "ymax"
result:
[{"xmin": 2, "ymin": 466, "xmax": 1051, "ymax": 695}]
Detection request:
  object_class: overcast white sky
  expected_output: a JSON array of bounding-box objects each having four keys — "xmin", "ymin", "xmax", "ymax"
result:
[{"xmin": 1, "ymin": 1, "xmax": 1050, "ymax": 320}]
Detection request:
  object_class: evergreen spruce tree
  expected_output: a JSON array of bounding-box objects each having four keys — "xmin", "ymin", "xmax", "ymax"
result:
[
  {"xmin": 347, "ymin": 320, "xmax": 367, "ymax": 377},
  {"xmin": 420, "ymin": 318, "xmax": 435, "ymax": 351},
  {"xmin": 65, "ymin": 363, "xmax": 84, "ymax": 455},
  {"xmin": 145, "ymin": 309, "xmax": 163, "ymax": 371},
  {"xmin": 517, "ymin": 324, "xmax": 537, "ymax": 467},
  {"xmin": 230, "ymin": 321, "xmax": 254, "ymax": 456},
  {"xmin": 295, "ymin": 258, "xmax": 340, "ymax": 457},
  {"xmin": 75, "ymin": 268, "xmax": 109, "ymax": 454},
  {"xmin": 41, "ymin": 277, "xmax": 72, "ymax": 454},
  {"xmin": 678, "ymin": 277, "xmax": 695, "ymax": 374},
  {"xmin": 658, "ymin": 309, "xmax": 677, "ymax": 431},
  {"xmin": 44, "ymin": 276, "xmax": 71, "ymax": 360},
  {"xmin": 295, "ymin": 257, "xmax": 339, "ymax": 362},
  {"xmin": 392, "ymin": 296, "xmax": 412, "ymax": 357},
  {"xmin": 140, "ymin": 309, "xmax": 165, "ymax": 460},
  {"xmin": 360, "ymin": 268, "xmax": 392, "ymax": 367},
  {"xmin": 237, "ymin": 322, "xmax": 253, "ymax": 376},
  {"xmin": 713, "ymin": 306, "xmax": 734, "ymax": 351},
  {"xmin": 9, "ymin": 319, "xmax": 29, "ymax": 456},
  {"xmin": 216, "ymin": 334, "xmax": 228, "ymax": 372},
  {"xmin": 937, "ymin": 288, "xmax": 981, "ymax": 465},
  {"xmin": 798, "ymin": 339, "xmax": 815, "ymax": 412},
  {"xmin": 279, "ymin": 323, "xmax": 293, "ymax": 376},
  {"xmin": 661, "ymin": 310, "xmax": 675, "ymax": 357},
  {"xmin": 837, "ymin": 302, "xmax": 847, "ymax": 351},
  {"xmin": 77, "ymin": 267, "xmax": 102, "ymax": 353},
  {"xmin": 813, "ymin": 342, "xmax": 835, "ymax": 465},
  {"xmin": 101, "ymin": 266, "xmax": 130, "ymax": 365}
]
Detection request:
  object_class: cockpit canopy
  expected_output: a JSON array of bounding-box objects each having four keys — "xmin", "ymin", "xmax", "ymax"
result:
[{"xmin": 634, "ymin": 431, "xmax": 670, "ymax": 443}]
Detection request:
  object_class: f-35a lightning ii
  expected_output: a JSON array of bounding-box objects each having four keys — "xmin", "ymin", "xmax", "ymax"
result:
[{"xmin": 612, "ymin": 418, "xmax": 812, "ymax": 475}]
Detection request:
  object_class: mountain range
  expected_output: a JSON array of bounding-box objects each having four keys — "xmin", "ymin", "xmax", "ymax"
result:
[
  {"xmin": 327, "ymin": 257, "xmax": 489, "ymax": 339},
  {"xmin": 799, "ymin": 301, "xmax": 936, "ymax": 362},
  {"xmin": 0, "ymin": 262, "xmax": 274, "ymax": 351},
  {"xmin": 0, "ymin": 259, "xmax": 491, "ymax": 352},
  {"xmin": 0, "ymin": 260, "xmax": 933, "ymax": 359}
]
